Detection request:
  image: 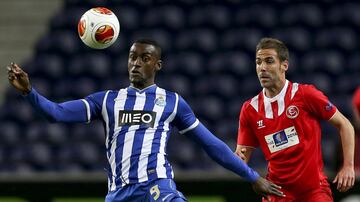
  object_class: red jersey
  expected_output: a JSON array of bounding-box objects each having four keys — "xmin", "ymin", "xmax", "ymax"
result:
[
  {"xmin": 237, "ymin": 80, "xmax": 337, "ymax": 195},
  {"xmin": 352, "ymin": 87, "xmax": 360, "ymax": 117}
]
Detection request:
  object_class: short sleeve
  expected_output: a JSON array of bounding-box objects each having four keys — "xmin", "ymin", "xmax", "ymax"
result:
[
  {"xmin": 173, "ymin": 95, "xmax": 199, "ymax": 134},
  {"xmin": 83, "ymin": 91, "xmax": 107, "ymax": 122},
  {"xmin": 302, "ymin": 85, "xmax": 337, "ymax": 120},
  {"xmin": 237, "ymin": 103, "xmax": 259, "ymax": 147}
]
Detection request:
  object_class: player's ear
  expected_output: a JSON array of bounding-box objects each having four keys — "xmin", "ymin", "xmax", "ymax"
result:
[
  {"xmin": 155, "ymin": 60, "xmax": 162, "ymax": 71},
  {"xmin": 281, "ymin": 60, "xmax": 289, "ymax": 72}
]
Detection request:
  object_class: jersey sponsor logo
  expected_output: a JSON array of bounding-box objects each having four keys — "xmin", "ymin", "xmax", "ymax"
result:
[
  {"xmin": 155, "ymin": 96, "xmax": 166, "ymax": 107},
  {"xmin": 286, "ymin": 105, "xmax": 299, "ymax": 119},
  {"xmin": 265, "ymin": 126, "xmax": 299, "ymax": 153},
  {"xmin": 118, "ymin": 110, "xmax": 156, "ymax": 127},
  {"xmin": 273, "ymin": 131, "xmax": 288, "ymax": 146}
]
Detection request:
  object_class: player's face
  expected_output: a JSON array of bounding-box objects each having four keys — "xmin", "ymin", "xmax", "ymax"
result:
[
  {"xmin": 256, "ymin": 49, "xmax": 288, "ymax": 89},
  {"xmin": 128, "ymin": 43, "xmax": 161, "ymax": 89}
]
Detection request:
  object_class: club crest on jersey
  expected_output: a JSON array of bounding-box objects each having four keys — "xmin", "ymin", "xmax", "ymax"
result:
[
  {"xmin": 286, "ymin": 105, "xmax": 299, "ymax": 119},
  {"xmin": 118, "ymin": 110, "xmax": 156, "ymax": 127},
  {"xmin": 154, "ymin": 96, "xmax": 166, "ymax": 107}
]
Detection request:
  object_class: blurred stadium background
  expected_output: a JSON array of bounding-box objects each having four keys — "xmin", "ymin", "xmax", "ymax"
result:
[{"xmin": 0, "ymin": 0, "xmax": 359, "ymax": 201}]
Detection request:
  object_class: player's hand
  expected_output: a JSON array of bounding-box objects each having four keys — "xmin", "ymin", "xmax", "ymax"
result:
[
  {"xmin": 7, "ymin": 62, "xmax": 32, "ymax": 95},
  {"xmin": 332, "ymin": 165, "xmax": 355, "ymax": 192},
  {"xmin": 235, "ymin": 147, "xmax": 248, "ymax": 162},
  {"xmin": 252, "ymin": 177, "xmax": 285, "ymax": 201}
]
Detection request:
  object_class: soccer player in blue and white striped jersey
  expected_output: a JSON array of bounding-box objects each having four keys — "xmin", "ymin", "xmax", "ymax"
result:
[{"xmin": 7, "ymin": 39, "xmax": 284, "ymax": 202}]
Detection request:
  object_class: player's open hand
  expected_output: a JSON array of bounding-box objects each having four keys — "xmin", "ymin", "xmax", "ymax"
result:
[
  {"xmin": 7, "ymin": 62, "xmax": 32, "ymax": 95},
  {"xmin": 332, "ymin": 165, "xmax": 355, "ymax": 192},
  {"xmin": 252, "ymin": 177, "xmax": 285, "ymax": 201}
]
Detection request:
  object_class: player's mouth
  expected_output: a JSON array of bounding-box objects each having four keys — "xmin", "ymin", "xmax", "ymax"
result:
[
  {"xmin": 130, "ymin": 70, "xmax": 142, "ymax": 77},
  {"xmin": 259, "ymin": 74, "xmax": 271, "ymax": 81}
]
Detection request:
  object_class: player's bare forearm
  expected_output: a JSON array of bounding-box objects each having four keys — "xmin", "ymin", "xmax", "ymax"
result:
[
  {"xmin": 330, "ymin": 111, "xmax": 355, "ymax": 167},
  {"xmin": 329, "ymin": 110, "xmax": 355, "ymax": 192}
]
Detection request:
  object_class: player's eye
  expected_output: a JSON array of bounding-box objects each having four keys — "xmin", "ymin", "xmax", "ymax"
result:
[
  {"xmin": 142, "ymin": 56, "xmax": 150, "ymax": 62},
  {"xmin": 256, "ymin": 59, "xmax": 262, "ymax": 65},
  {"xmin": 265, "ymin": 58, "xmax": 275, "ymax": 64},
  {"xmin": 129, "ymin": 54, "xmax": 137, "ymax": 61}
]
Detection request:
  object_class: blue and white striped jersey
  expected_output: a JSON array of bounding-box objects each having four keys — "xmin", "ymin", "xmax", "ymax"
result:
[
  {"xmin": 82, "ymin": 84, "xmax": 199, "ymax": 191},
  {"xmin": 25, "ymin": 84, "xmax": 260, "ymax": 196}
]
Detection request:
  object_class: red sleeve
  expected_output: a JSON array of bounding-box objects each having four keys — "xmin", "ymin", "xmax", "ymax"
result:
[
  {"xmin": 352, "ymin": 87, "xmax": 360, "ymax": 117},
  {"xmin": 237, "ymin": 102, "xmax": 259, "ymax": 147},
  {"xmin": 302, "ymin": 84, "xmax": 337, "ymax": 120}
]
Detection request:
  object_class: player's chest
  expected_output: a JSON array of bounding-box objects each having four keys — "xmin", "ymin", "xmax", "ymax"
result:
[
  {"xmin": 111, "ymin": 94, "xmax": 171, "ymax": 129},
  {"xmin": 250, "ymin": 101, "xmax": 309, "ymax": 153}
]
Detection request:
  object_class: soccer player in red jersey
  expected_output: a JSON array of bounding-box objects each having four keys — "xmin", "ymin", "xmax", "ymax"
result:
[{"xmin": 235, "ymin": 38, "xmax": 355, "ymax": 202}]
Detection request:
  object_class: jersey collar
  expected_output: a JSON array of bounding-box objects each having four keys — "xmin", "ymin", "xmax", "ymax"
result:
[{"xmin": 128, "ymin": 84, "xmax": 157, "ymax": 94}]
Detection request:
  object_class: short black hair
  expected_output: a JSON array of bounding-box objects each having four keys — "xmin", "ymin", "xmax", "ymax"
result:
[
  {"xmin": 256, "ymin": 38, "xmax": 289, "ymax": 62},
  {"xmin": 134, "ymin": 38, "xmax": 162, "ymax": 59}
]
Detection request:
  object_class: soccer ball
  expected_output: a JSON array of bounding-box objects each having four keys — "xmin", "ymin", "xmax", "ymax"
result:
[{"xmin": 78, "ymin": 7, "xmax": 120, "ymax": 49}]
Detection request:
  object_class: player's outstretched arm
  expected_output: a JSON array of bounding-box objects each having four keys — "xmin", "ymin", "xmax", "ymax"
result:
[
  {"xmin": 7, "ymin": 62, "xmax": 88, "ymax": 123},
  {"xmin": 185, "ymin": 123, "xmax": 284, "ymax": 198}
]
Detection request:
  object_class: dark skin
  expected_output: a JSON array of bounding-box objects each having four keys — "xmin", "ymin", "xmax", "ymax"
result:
[
  {"xmin": 128, "ymin": 43, "xmax": 162, "ymax": 90},
  {"xmin": 7, "ymin": 42, "xmax": 285, "ymax": 200}
]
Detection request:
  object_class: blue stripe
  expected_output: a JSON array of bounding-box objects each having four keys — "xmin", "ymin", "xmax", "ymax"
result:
[
  {"xmin": 115, "ymin": 88, "xmax": 137, "ymax": 187},
  {"xmin": 128, "ymin": 89, "xmax": 156, "ymax": 183},
  {"xmin": 147, "ymin": 90, "xmax": 176, "ymax": 180}
]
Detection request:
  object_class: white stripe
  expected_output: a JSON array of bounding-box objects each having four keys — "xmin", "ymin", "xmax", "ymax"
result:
[
  {"xmin": 81, "ymin": 99, "xmax": 91, "ymax": 123},
  {"xmin": 121, "ymin": 91, "xmax": 146, "ymax": 185},
  {"xmin": 277, "ymin": 97, "xmax": 285, "ymax": 116},
  {"xmin": 156, "ymin": 92, "xmax": 179, "ymax": 177},
  {"xmin": 162, "ymin": 193, "xmax": 173, "ymax": 201},
  {"xmin": 250, "ymin": 95, "xmax": 259, "ymax": 112},
  {"xmin": 179, "ymin": 119, "xmax": 200, "ymax": 134},
  {"xmin": 291, "ymin": 83, "xmax": 299, "ymax": 100},
  {"xmin": 263, "ymin": 97, "xmax": 273, "ymax": 119},
  {"xmin": 263, "ymin": 80, "xmax": 289, "ymax": 118},
  {"xmin": 100, "ymin": 91, "xmax": 110, "ymax": 190},
  {"xmin": 108, "ymin": 89, "xmax": 126, "ymax": 191},
  {"xmin": 138, "ymin": 87, "xmax": 166, "ymax": 182},
  {"xmin": 276, "ymin": 80, "xmax": 288, "ymax": 116}
]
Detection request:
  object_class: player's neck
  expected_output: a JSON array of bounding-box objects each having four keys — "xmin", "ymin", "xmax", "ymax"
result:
[
  {"xmin": 264, "ymin": 80, "xmax": 286, "ymax": 98},
  {"xmin": 130, "ymin": 81, "xmax": 155, "ymax": 90}
]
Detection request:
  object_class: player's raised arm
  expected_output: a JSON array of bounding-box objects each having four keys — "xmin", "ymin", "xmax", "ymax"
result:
[{"xmin": 7, "ymin": 62, "xmax": 89, "ymax": 123}]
